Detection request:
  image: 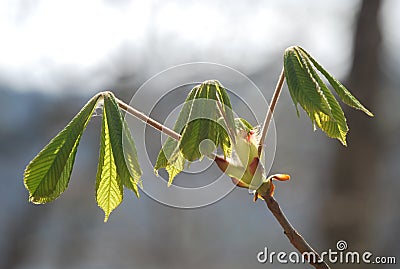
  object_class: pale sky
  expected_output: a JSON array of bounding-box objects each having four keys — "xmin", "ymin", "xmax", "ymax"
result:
[{"xmin": 0, "ymin": 0, "xmax": 398, "ymax": 94}]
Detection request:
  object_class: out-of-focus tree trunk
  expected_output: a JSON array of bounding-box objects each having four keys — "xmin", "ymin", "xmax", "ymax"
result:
[{"xmin": 321, "ymin": 1, "xmax": 382, "ymax": 268}]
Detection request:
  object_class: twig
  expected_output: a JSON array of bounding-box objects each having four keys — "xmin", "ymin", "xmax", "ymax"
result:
[
  {"xmin": 116, "ymin": 97, "xmax": 181, "ymax": 141},
  {"xmin": 258, "ymin": 67, "xmax": 285, "ymax": 156},
  {"xmin": 262, "ymin": 195, "xmax": 330, "ymax": 269},
  {"xmin": 115, "ymin": 90, "xmax": 329, "ymax": 269}
]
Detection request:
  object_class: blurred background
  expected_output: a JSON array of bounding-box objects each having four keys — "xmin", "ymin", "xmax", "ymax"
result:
[{"xmin": 1, "ymin": 0, "xmax": 399, "ymax": 268}]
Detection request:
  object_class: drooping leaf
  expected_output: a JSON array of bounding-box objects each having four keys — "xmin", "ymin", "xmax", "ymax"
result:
[
  {"xmin": 154, "ymin": 135, "xmax": 186, "ymax": 186},
  {"xmin": 96, "ymin": 98, "xmax": 123, "ymax": 222},
  {"xmin": 298, "ymin": 47, "xmax": 373, "ymax": 117},
  {"xmin": 96, "ymin": 92, "xmax": 142, "ymax": 221},
  {"xmin": 154, "ymin": 85, "xmax": 199, "ymax": 185},
  {"xmin": 155, "ymin": 80, "xmax": 234, "ymax": 185},
  {"xmin": 165, "ymin": 151, "xmax": 186, "ymax": 186},
  {"xmin": 179, "ymin": 80, "xmax": 234, "ymax": 161},
  {"xmin": 121, "ymin": 118, "xmax": 142, "ymax": 191},
  {"xmin": 283, "ymin": 46, "xmax": 373, "ymax": 145},
  {"xmin": 298, "ymin": 49, "xmax": 348, "ymax": 145},
  {"xmin": 103, "ymin": 93, "xmax": 141, "ymax": 197},
  {"xmin": 24, "ymin": 94, "xmax": 101, "ymax": 203},
  {"xmin": 284, "ymin": 47, "xmax": 332, "ymax": 118}
]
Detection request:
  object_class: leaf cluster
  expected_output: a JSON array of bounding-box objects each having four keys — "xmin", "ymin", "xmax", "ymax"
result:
[
  {"xmin": 24, "ymin": 92, "xmax": 142, "ymax": 221},
  {"xmin": 154, "ymin": 80, "xmax": 234, "ymax": 185},
  {"xmin": 284, "ymin": 46, "xmax": 373, "ymax": 145}
]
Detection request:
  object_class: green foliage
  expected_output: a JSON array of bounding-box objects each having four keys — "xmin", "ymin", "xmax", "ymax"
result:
[
  {"xmin": 23, "ymin": 46, "xmax": 374, "ymax": 222},
  {"xmin": 234, "ymin": 118, "xmax": 253, "ymax": 132},
  {"xmin": 153, "ymin": 86, "xmax": 197, "ymax": 185},
  {"xmin": 24, "ymin": 94, "xmax": 101, "ymax": 203},
  {"xmin": 24, "ymin": 92, "xmax": 141, "ymax": 222},
  {"xmin": 154, "ymin": 80, "xmax": 234, "ymax": 185},
  {"xmin": 284, "ymin": 46, "xmax": 373, "ymax": 145},
  {"xmin": 96, "ymin": 93, "xmax": 142, "ymax": 221},
  {"xmin": 179, "ymin": 81, "xmax": 233, "ymax": 160},
  {"xmin": 299, "ymin": 48, "xmax": 373, "ymax": 116},
  {"xmin": 96, "ymin": 98, "xmax": 123, "ymax": 222}
]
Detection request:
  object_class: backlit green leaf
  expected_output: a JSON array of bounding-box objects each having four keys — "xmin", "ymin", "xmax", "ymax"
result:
[
  {"xmin": 284, "ymin": 47, "xmax": 332, "ymax": 118},
  {"xmin": 24, "ymin": 94, "xmax": 101, "ymax": 203},
  {"xmin": 96, "ymin": 92, "xmax": 142, "ymax": 221},
  {"xmin": 121, "ymin": 118, "xmax": 142, "ymax": 192},
  {"xmin": 96, "ymin": 95, "xmax": 123, "ymax": 222},
  {"xmin": 180, "ymin": 80, "xmax": 233, "ymax": 161},
  {"xmin": 298, "ymin": 47, "xmax": 373, "ymax": 117},
  {"xmin": 299, "ymin": 49, "xmax": 348, "ymax": 145},
  {"xmin": 154, "ymin": 85, "xmax": 199, "ymax": 184},
  {"xmin": 103, "ymin": 93, "xmax": 141, "ymax": 197},
  {"xmin": 284, "ymin": 46, "xmax": 373, "ymax": 145},
  {"xmin": 155, "ymin": 80, "xmax": 234, "ymax": 185}
]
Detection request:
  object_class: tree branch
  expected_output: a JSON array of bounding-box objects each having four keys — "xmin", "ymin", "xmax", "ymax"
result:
[
  {"xmin": 116, "ymin": 97, "xmax": 181, "ymax": 141},
  {"xmin": 262, "ymin": 195, "xmax": 330, "ymax": 269},
  {"xmin": 116, "ymin": 91, "xmax": 329, "ymax": 269},
  {"xmin": 258, "ymin": 67, "xmax": 285, "ymax": 156}
]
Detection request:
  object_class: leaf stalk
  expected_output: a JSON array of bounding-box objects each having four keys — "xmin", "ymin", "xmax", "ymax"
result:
[
  {"xmin": 258, "ymin": 67, "xmax": 285, "ymax": 156},
  {"xmin": 116, "ymin": 98, "xmax": 181, "ymax": 141}
]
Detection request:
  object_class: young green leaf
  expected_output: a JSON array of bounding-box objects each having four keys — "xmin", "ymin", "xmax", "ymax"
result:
[
  {"xmin": 215, "ymin": 118, "xmax": 269, "ymax": 191},
  {"xmin": 155, "ymin": 80, "xmax": 234, "ymax": 185},
  {"xmin": 284, "ymin": 46, "xmax": 373, "ymax": 145},
  {"xmin": 154, "ymin": 133, "xmax": 185, "ymax": 186},
  {"xmin": 103, "ymin": 93, "xmax": 141, "ymax": 198},
  {"xmin": 284, "ymin": 47, "xmax": 333, "ymax": 118},
  {"xmin": 179, "ymin": 80, "xmax": 233, "ymax": 161},
  {"xmin": 121, "ymin": 118, "xmax": 142, "ymax": 192},
  {"xmin": 298, "ymin": 49, "xmax": 349, "ymax": 145},
  {"xmin": 154, "ymin": 85, "xmax": 199, "ymax": 185},
  {"xmin": 234, "ymin": 117, "xmax": 253, "ymax": 132},
  {"xmin": 96, "ymin": 92, "xmax": 142, "ymax": 221},
  {"xmin": 24, "ymin": 94, "xmax": 101, "ymax": 203},
  {"xmin": 298, "ymin": 47, "xmax": 373, "ymax": 117},
  {"xmin": 96, "ymin": 97, "xmax": 123, "ymax": 222}
]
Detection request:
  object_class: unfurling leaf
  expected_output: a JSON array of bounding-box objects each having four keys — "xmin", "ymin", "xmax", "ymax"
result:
[
  {"xmin": 24, "ymin": 94, "xmax": 101, "ymax": 203},
  {"xmin": 284, "ymin": 46, "xmax": 373, "ymax": 145},
  {"xmin": 214, "ymin": 118, "xmax": 289, "ymax": 198},
  {"xmin": 155, "ymin": 80, "xmax": 234, "ymax": 185},
  {"xmin": 215, "ymin": 119, "xmax": 263, "ymax": 189}
]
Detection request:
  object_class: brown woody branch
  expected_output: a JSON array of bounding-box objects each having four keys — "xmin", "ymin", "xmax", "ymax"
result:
[{"xmin": 262, "ymin": 195, "xmax": 330, "ymax": 269}]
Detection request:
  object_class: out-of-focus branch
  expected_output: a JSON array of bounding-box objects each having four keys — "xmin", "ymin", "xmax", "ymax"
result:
[{"xmin": 262, "ymin": 195, "xmax": 330, "ymax": 269}]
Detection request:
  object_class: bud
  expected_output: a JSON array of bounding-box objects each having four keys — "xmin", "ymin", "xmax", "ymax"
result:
[{"xmin": 215, "ymin": 125, "xmax": 290, "ymax": 199}]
